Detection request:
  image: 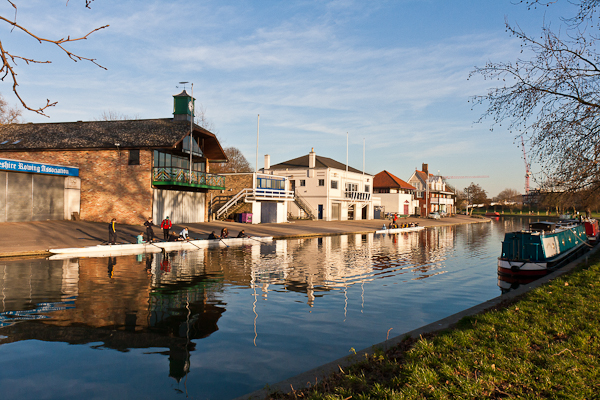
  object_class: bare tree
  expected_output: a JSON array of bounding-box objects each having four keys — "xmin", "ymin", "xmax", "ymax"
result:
[
  {"xmin": 463, "ymin": 183, "xmax": 489, "ymax": 214},
  {"xmin": 210, "ymin": 147, "xmax": 252, "ymax": 173},
  {"xmin": 0, "ymin": 92, "xmax": 22, "ymax": 124},
  {"xmin": 0, "ymin": 1, "xmax": 108, "ymax": 116},
  {"xmin": 496, "ymin": 188, "xmax": 521, "ymax": 204},
  {"xmin": 194, "ymin": 104, "xmax": 216, "ymax": 133},
  {"xmin": 193, "ymin": 105, "xmax": 252, "ymax": 174},
  {"xmin": 95, "ymin": 110, "xmax": 139, "ymax": 121},
  {"xmin": 472, "ymin": 1, "xmax": 600, "ymax": 194}
]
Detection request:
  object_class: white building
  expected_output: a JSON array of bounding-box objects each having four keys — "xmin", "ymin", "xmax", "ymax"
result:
[
  {"xmin": 213, "ymin": 172, "xmax": 294, "ymax": 224},
  {"xmin": 262, "ymin": 149, "xmax": 375, "ymax": 221},
  {"xmin": 373, "ymin": 170, "xmax": 418, "ymax": 216}
]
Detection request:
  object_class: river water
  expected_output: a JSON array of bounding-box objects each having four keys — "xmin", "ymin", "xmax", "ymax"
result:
[{"xmin": 0, "ymin": 217, "xmax": 535, "ymax": 399}]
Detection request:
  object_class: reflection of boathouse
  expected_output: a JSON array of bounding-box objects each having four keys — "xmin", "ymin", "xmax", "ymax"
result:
[{"xmin": 0, "ymin": 253, "xmax": 227, "ymax": 382}]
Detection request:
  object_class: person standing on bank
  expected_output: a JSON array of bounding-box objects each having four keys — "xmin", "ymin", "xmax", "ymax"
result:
[
  {"xmin": 144, "ymin": 217, "xmax": 155, "ymax": 242},
  {"xmin": 160, "ymin": 216, "xmax": 172, "ymax": 241},
  {"xmin": 108, "ymin": 218, "xmax": 117, "ymax": 245}
]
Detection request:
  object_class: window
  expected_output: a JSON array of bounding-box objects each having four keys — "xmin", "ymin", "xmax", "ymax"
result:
[
  {"xmin": 182, "ymin": 136, "xmax": 203, "ymax": 157},
  {"xmin": 128, "ymin": 149, "xmax": 140, "ymax": 165},
  {"xmin": 300, "ymin": 180, "xmax": 306, "ymax": 186},
  {"xmin": 318, "ymin": 179, "xmax": 325, "ymax": 186},
  {"xmin": 257, "ymin": 177, "xmax": 285, "ymax": 190},
  {"xmin": 345, "ymin": 183, "xmax": 358, "ymax": 192},
  {"xmin": 331, "ymin": 180, "xmax": 338, "ymax": 189},
  {"xmin": 153, "ymin": 150, "xmax": 205, "ymax": 172},
  {"xmin": 364, "ymin": 185, "xmax": 370, "ymax": 192}
]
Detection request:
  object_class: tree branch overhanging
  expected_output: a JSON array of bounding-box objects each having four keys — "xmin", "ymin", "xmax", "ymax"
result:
[
  {"xmin": 0, "ymin": 0, "xmax": 108, "ymax": 116},
  {"xmin": 472, "ymin": 2, "xmax": 600, "ymax": 194}
]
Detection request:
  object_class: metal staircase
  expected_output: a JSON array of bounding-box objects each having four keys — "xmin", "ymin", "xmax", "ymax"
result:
[
  {"xmin": 293, "ymin": 191, "xmax": 316, "ymax": 220},
  {"xmin": 215, "ymin": 188, "xmax": 296, "ymax": 220},
  {"xmin": 216, "ymin": 189, "xmax": 252, "ymax": 220}
]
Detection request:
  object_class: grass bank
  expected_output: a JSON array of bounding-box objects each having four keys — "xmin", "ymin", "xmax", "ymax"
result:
[{"xmin": 269, "ymin": 255, "xmax": 600, "ymax": 399}]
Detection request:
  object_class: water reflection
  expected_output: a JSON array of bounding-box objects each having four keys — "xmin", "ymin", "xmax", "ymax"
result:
[{"xmin": 0, "ymin": 221, "xmax": 526, "ymax": 399}]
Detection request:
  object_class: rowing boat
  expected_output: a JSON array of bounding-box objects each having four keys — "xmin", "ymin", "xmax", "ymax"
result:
[
  {"xmin": 375, "ymin": 226, "xmax": 424, "ymax": 234},
  {"xmin": 48, "ymin": 236, "xmax": 274, "ymax": 258}
]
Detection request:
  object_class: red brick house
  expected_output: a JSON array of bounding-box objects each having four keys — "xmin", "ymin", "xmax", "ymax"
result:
[
  {"xmin": 407, "ymin": 163, "xmax": 455, "ymax": 216},
  {"xmin": 0, "ymin": 92, "xmax": 227, "ymax": 224}
]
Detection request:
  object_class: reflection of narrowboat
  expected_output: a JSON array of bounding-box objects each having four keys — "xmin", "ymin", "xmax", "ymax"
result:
[
  {"xmin": 497, "ymin": 274, "xmax": 539, "ymax": 294},
  {"xmin": 498, "ymin": 221, "xmax": 588, "ymax": 277},
  {"xmin": 584, "ymin": 219, "xmax": 600, "ymax": 244}
]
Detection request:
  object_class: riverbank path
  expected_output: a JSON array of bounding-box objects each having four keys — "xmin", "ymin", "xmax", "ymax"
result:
[{"xmin": 0, "ymin": 214, "xmax": 486, "ymax": 258}]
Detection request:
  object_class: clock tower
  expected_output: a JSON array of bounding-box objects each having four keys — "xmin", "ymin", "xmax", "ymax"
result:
[{"xmin": 173, "ymin": 90, "xmax": 195, "ymax": 121}]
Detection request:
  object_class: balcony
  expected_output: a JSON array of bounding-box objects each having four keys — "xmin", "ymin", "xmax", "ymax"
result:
[
  {"xmin": 251, "ymin": 188, "xmax": 295, "ymax": 201},
  {"xmin": 344, "ymin": 191, "xmax": 371, "ymax": 201},
  {"xmin": 152, "ymin": 167, "xmax": 225, "ymax": 190}
]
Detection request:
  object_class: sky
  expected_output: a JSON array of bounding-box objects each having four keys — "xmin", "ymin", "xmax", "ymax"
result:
[{"xmin": 0, "ymin": 0, "xmax": 578, "ymax": 197}]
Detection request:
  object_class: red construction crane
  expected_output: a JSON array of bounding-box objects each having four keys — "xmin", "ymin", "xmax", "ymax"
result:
[
  {"xmin": 441, "ymin": 176, "xmax": 489, "ymax": 179},
  {"xmin": 521, "ymin": 137, "xmax": 532, "ymax": 194}
]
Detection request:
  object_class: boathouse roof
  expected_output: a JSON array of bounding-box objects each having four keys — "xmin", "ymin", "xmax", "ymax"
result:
[
  {"xmin": 0, "ymin": 118, "xmax": 227, "ymax": 161},
  {"xmin": 374, "ymin": 170, "xmax": 416, "ymax": 190},
  {"xmin": 269, "ymin": 153, "xmax": 367, "ymax": 175}
]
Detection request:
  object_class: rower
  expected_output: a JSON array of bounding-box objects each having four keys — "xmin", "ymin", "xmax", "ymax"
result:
[
  {"xmin": 221, "ymin": 228, "xmax": 229, "ymax": 238},
  {"xmin": 178, "ymin": 227, "xmax": 190, "ymax": 241}
]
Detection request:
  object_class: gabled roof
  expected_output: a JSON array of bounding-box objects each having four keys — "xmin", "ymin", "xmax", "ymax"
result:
[
  {"xmin": 269, "ymin": 153, "xmax": 368, "ymax": 175},
  {"xmin": 374, "ymin": 170, "xmax": 415, "ymax": 190},
  {"xmin": 0, "ymin": 118, "xmax": 228, "ymax": 161},
  {"xmin": 413, "ymin": 170, "xmax": 429, "ymax": 184}
]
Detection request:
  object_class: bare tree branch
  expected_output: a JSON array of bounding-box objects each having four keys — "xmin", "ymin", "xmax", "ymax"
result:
[
  {"xmin": 471, "ymin": 1, "xmax": 600, "ymax": 194},
  {"xmin": 0, "ymin": 1, "xmax": 108, "ymax": 116}
]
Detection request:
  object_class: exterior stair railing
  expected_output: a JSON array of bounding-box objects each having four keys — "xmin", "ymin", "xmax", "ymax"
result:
[
  {"xmin": 215, "ymin": 188, "xmax": 295, "ymax": 220},
  {"xmin": 293, "ymin": 190, "xmax": 317, "ymax": 220},
  {"xmin": 216, "ymin": 189, "xmax": 252, "ymax": 220}
]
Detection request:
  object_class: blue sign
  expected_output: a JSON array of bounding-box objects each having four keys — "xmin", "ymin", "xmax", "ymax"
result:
[{"xmin": 0, "ymin": 158, "xmax": 79, "ymax": 177}]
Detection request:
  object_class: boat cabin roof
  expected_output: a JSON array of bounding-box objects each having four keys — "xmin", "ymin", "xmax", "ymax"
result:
[{"xmin": 529, "ymin": 222, "xmax": 556, "ymax": 232}]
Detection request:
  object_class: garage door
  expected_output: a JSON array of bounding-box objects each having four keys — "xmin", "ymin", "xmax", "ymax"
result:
[
  {"xmin": 153, "ymin": 188, "xmax": 206, "ymax": 224},
  {"xmin": 0, "ymin": 172, "xmax": 64, "ymax": 222}
]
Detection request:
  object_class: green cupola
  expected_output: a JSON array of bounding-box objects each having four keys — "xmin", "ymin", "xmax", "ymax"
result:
[{"xmin": 173, "ymin": 90, "xmax": 195, "ymax": 121}]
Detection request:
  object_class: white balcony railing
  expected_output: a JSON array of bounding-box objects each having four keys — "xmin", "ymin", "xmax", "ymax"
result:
[
  {"xmin": 344, "ymin": 191, "xmax": 371, "ymax": 201},
  {"xmin": 251, "ymin": 188, "xmax": 295, "ymax": 200}
]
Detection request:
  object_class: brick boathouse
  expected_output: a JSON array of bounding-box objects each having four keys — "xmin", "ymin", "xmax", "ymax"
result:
[{"xmin": 0, "ymin": 91, "xmax": 228, "ymax": 225}]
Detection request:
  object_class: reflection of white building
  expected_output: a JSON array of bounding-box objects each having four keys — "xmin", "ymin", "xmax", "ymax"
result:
[{"xmin": 262, "ymin": 149, "xmax": 375, "ymax": 221}]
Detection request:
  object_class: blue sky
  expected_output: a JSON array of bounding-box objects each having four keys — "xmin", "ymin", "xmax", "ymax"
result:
[{"xmin": 0, "ymin": 0, "xmax": 576, "ymax": 196}]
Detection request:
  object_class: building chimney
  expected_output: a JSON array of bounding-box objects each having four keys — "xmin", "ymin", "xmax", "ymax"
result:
[
  {"xmin": 422, "ymin": 163, "xmax": 428, "ymax": 175},
  {"xmin": 309, "ymin": 148, "xmax": 316, "ymax": 169},
  {"xmin": 264, "ymin": 154, "xmax": 271, "ymax": 170}
]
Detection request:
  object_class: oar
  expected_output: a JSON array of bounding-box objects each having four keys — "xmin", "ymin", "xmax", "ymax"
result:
[
  {"xmin": 130, "ymin": 233, "xmax": 165, "ymax": 253},
  {"xmin": 219, "ymin": 238, "xmax": 230, "ymax": 248},
  {"xmin": 245, "ymin": 236, "xmax": 268, "ymax": 244},
  {"xmin": 147, "ymin": 240, "xmax": 166, "ymax": 253},
  {"xmin": 185, "ymin": 238, "xmax": 202, "ymax": 250}
]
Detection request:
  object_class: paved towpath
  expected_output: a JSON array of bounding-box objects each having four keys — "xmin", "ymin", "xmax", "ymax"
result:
[{"xmin": 0, "ymin": 215, "xmax": 485, "ymax": 258}]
